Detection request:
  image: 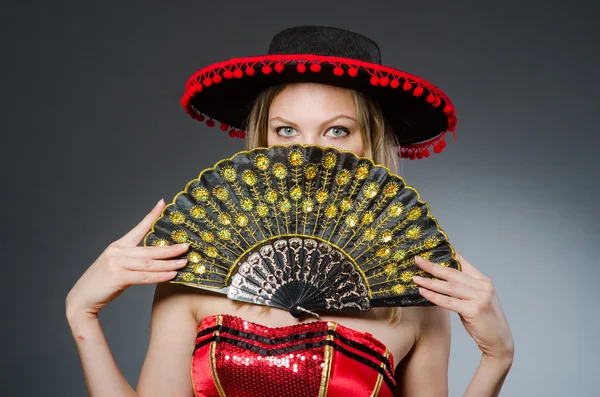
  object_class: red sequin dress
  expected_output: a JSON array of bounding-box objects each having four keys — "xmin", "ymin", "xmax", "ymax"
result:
[{"xmin": 191, "ymin": 314, "xmax": 396, "ymax": 396}]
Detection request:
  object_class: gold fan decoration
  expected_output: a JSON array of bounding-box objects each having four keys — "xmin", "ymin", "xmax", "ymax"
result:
[{"xmin": 144, "ymin": 144, "xmax": 459, "ymax": 317}]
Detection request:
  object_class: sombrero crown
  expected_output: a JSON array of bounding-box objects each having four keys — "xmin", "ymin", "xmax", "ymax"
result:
[{"xmin": 181, "ymin": 26, "xmax": 457, "ymax": 159}]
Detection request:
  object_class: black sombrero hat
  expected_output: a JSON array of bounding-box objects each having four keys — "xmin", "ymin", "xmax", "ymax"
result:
[{"xmin": 181, "ymin": 26, "xmax": 457, "ymax": 160}]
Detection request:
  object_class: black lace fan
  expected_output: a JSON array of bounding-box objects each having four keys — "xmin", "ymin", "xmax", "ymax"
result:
[{"xmin": 144, "ymin": 144, "xmax": 460, "ymax": 317}]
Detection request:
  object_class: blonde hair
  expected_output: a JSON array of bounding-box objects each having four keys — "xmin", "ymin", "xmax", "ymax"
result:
[
  {"xmin": 243, "ymin": 83, "xmax": 402, "ymax": 323},
  {"xmin": 244, "ymin": 84, "xmax": 401, "ymax": 173}
]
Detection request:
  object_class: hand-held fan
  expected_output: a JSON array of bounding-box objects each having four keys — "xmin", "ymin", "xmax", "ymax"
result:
[{"xmin": 143, "ymin": 144, "xmax": 460, "ymax": 317}]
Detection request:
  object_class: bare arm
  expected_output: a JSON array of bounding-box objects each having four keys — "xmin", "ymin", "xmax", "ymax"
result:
[
  {"xmin": 411, "ymin": 254, "xmax": 514, "ymax": 397},
  {"xmin": 68, "ymin": 283, "xmax": 197, "ymax": 397},
  {"xmin": 66, "ymin": 199, "xmax": 196, "ymax": 397},
  {"xmin": 395, "ymin": 306, "xmax": 451, "ymax": 397},
  {"xmin": 395, "ymin": 305, "xmax": 512, "ymax": 397},
  {"xmin": 463, "ymin": 354, "xmax": 513, "ymax": 397},
  {"xmin": 136, "ymin": 283, "xmax": 198, "ymax": 396},
  {"xmin": 68, "ymin": 313, "xmax": 138, "ymax": 397}
]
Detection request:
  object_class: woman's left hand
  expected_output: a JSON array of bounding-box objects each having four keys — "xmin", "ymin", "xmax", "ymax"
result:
[{"xmin": 412, "ymin": 253, "xmax": 514, "ymax": 361}]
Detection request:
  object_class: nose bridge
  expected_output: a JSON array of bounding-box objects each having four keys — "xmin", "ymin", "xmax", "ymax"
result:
[
  {"xmin": 301, "ymin": 136, "xmax": 319, "ymax": 146},
  {"xmin": 298, "ymin": 127, "xmax": 324, "ymax": 146}
]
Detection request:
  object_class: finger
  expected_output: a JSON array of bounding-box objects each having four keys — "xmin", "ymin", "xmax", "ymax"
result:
[
  {"xmin": 418, "ymin": 287, "xmax": 467, "ymax": 313},
  {"xmin": 121, "ymin": 257, "xmax": 188, "ymax": 272},
  {"xmin": 416, "ymin": 256, "xmax": 493, "ymax": 294},
  {"xmin": 455, "ymin": 252, "xmax": 486, "ymax": 279},
  {"xmin": 117, "ymin": 199, "xmax": 166, "ymax": 246},
  {"xmin": 414, "ymin": 255, "xmax": 469, "ymax": 283},
  {"xmin": 412, "ymin": 276, "xmax": 476, "ymax": 300},
  {"xmin": 123, "ymin": 269, "xmax": 178, "ymax": 285},
  {"xmin": 121, "ymin": 242, "xmax": 191, "ymax": 259}
]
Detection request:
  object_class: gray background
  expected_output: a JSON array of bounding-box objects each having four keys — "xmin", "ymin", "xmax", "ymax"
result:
[{"xmin": 1, "ymin": 0, "xmax": 598, "ymax": 396}]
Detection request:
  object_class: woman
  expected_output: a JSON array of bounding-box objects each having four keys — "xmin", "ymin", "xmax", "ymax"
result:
[{"xmin": 66, "ymin": 26, "xmax": 514, "ymax": 396}]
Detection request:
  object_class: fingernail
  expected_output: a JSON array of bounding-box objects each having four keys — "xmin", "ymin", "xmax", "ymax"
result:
[
  {"xmin": 178, "ymin": 243, "xmax": 190, "ymax": 247},
  {"xmin": 176, "ymin": 259, "xmax": 187, "ymax": 265},
  {"xmin": 156, "ymin": 198, "xmax": 164, "ymax": 206},
  {"xmin": 413, "ymin": 275, "xmax": 423, "ymax": 281}
]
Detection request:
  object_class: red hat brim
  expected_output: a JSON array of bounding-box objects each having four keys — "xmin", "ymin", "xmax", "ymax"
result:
[{"xmin": 181, "ymin": 54, "xmax": 457, "ymax": 159}]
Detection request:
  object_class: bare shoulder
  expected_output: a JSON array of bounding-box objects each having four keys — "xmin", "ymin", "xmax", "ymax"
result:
[
  {"xmin": 415, "ymin": 305, "xmax": 451, "ymax": 336},
  {"xmin": 151, "ymin": 281, "xmax": 201, "ymax": 310},
  {"xmin": 384, "ymin": 305, "xmax": 450, "ymax": 341},
  {"xmin": 152, "ymin": 282, "xmax": 223, "ymax": 320},
  {"xmin": 405, "ymin": 305, "xmax": 451, "ymax": 350},
  {"xmin": 136, "ymin": 282, "xmax": 201, "ymax": 397}
]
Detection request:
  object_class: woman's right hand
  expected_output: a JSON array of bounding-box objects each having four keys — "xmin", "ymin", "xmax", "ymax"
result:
[{"xmin": 65, "ymin": 198, "xmax": 190, "ymax": 323}]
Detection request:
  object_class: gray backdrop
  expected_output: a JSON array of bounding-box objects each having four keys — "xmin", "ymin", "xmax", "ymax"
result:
[{"xmin": 1, "ymin": 0, "xmax": 598, "ymax": 396}]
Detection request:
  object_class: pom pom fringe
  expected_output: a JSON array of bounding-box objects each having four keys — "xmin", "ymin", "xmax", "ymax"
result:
[{"xmin": 181, "ymin": 55, "xmax": 456, "ymax": 158}]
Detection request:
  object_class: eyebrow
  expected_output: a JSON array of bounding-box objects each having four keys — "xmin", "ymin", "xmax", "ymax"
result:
[{"xmin": 269, "ymin": 114, "xmax": 357, "ymax": 128}]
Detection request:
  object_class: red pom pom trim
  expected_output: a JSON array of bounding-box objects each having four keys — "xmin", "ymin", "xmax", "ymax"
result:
[
  {"xmin": 396, "ymin": 131, "xmax": 452, "ymax": 160},
  {"xmin": 181, "ymin": 54, "xmax": 458, "ymax": 158},
  {"xmin": 192, "ymin": 83, "xmax": 203, "ymax": 93},
  {"xmin": 447, "ymin": 116, "xmax": 457, "ymax": 130}
]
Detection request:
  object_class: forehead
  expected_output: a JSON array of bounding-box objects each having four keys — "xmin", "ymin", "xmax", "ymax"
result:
[{"xmin": 269, "ymin": 83, "xmax": 357, "ymax": 119}]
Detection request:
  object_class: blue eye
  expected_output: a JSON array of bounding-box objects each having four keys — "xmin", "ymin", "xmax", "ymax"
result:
[
  {"xmin": 325, "ymin": 127, "xmax": 350, "ymax": 138},
  {"xmin": 276, "ymin": 127, "xmax": 297, "ymax": 137}
]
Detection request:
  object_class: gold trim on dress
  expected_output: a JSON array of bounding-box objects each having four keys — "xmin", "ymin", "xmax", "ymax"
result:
[
  {"xmin": 370, "ymin": 349, "xmax": 389, "ymax": 396},
  {"xmin": 318, "ymin": 322, "xmax": 338, "ymax": 397},
  {"xmin": 191, "ymin": 353, "xmax": 200, "ymax": 397},
  {"xmin": 210, "ymin": 315, "xmax": 227, "ymax": 397}
]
